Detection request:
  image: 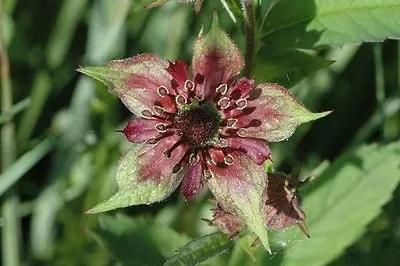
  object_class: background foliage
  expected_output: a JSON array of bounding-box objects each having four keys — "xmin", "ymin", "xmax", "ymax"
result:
[{"xmin": 1, "ymin": 0, "xmax": 400, "ymax": 265}]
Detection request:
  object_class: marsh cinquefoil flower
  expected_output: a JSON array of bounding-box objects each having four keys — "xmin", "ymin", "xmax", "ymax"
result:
[{"xmin": 78, "ymin": 16, "xmax": 329, "ymax": 251}]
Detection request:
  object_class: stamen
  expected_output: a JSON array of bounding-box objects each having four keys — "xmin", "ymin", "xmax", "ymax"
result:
[
  {"xmin": 163, "ymin": 139, "xmax": 184, "ymax": 158},
  {"xmin": 145, "ymin": 137, "xmax": 159, "ymax": 145},
  {"xmin": 217, "ymin": 138, "xmax": 229, "ymax": 148},
  {"xmin": 236, "ymin": 99, "xmax": 248, "ymax": 109},
  {"xmin": 153, "ymin": 105, "xmax": 166, "ymax": 115},
  {"xmin": 141, "ymin": 109, "xmax": 153, "ymax": 119},
  {"xmin": 217, "ymin": 97, "xmax": 230, "ymax": 109},
  {"xmin": 226, "ymin": 118, "xmax": 238, "ymax": 128},
  {"xmin": 155, "ymin": 123, "xmax": 167, "ymax": 133},
  {"xmin": 184, "ymin": 80, "xmax": 195, "ymax": 91},
  {"xmin": 157, "ymin": 86, "xmax": 169, "ymax": 97},
  {"xmin": 215, "ymin": 84, "xmax": 228, "ymax": 95},
  {"xmin": 224, "ymin": 154, "xmax": 234, "ymax": 165},
  {"xmin": 189, "ymin": 153, "xmax": 200, "ymax": 165},
  {"xmin": 172, "ymin": 164, "xmax": 182, "ymax": 173},
  {"xmin": 237, "ymin": 128, "xmax": 247, "ymax": 137},
  {"xmin": 175, "ymin": 94, "xmax": 187, "ymax": 106}
]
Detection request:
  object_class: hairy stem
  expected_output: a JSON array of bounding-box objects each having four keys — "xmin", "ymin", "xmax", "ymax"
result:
[
  {"xmin": 1, "ymin": 1, "xmax": 21, "ymax": 266},
  {"xmin": 241, "ymin": 0, "xmax": 255, "ymax": 76}
]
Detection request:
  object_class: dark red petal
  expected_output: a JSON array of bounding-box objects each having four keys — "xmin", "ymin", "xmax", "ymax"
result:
[
  {"xmin": 227, "ymin": 78, "xmax": 254, "ymax": 100},
  {"xmin": 227, "ymin": 137, "xmax": 270, "ymax": 165},
  {"xmin": 166, "ymin": 60, "xmax": 189, "ymax": 85},
  {"xmin": 122, "ymin": 119, "xmax": 159, "ymax": 142},
  {"xmin": 137, "ymin": 135, "xmax": 189, "ymax": 181},
  {"xmin": 180, "ymin": 161, "xmax": 203, "ymax": 200}
]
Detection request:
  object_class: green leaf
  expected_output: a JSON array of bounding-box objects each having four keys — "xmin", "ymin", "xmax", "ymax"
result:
[
  {"xmin": 0, "ymin": 136, "xmax": 56, "ymax": 197},
  {"xmin": 262, "ymin": 0, "xmax": 400, "ymax": 50},
  {"xmin": 253, "ymin": 49, "xmax": 333, "ymax": 88},
  {"xmin": 87, "ymin": 144, "xmax": 184, "ymax": 213},
  {"xmin": 90, "ymin": 215, "xmax": 190, "ymax": 266},
  {"xmin": 164, "ymin": 232, "xmax": 233, "ymax": 266},
  {"xmin": 270, "ymin": 141, "xmax": 400, "ymax": 266}
]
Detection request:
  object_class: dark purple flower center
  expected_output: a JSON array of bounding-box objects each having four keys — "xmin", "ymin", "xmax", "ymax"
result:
[{"xmin": 175, "ymin": 102, "xmax": 220, "ymax": 147}]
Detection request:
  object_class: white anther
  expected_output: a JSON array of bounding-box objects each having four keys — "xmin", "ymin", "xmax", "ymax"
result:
[
  {"xmin": 217, "ymin": 97, "xmax": 230, "ymax": 109},
  {"xmin": 153, "ymin": 106, "xmax": 166, "ymax": 115},
  {"xmin": 184, "ymin": 80, "xmax": 194, "ymax": 91},
  {"xmin": 145, "ymin": 137, "xmax": 158, "ymax": 145},
  {"xmin": 226, "ymin": 118, "xmax": 238, "ymax": 128},
  {"xmin": 189, "ymin": 153, "xmax": 200, "ymax": 165},
  {"xmin": 175, "ymin": 94, "xmax": 187, "ymax": 106},
  {"xmin": 155, "ymin": 123, "xmax": 167, "ymax": 133},
  {"xmin": 206, "ymin": 156, "xmax": 217, "ymax": 166},
  {"xmin": 157, "ymin": 86, "xmax": 169, "ymax": 97},
  {"xmin": 141, "ymin": 109, "xmax": 153, "ymax": 119},
  {"xmin": 217, "ymin": 138, "xmax": 229, "ymax": 148},
  {"xmin": 215, "ymin": 84, "xmax": 228, "ymax": 95},
  {"xmin": 224, "ymin": 154, "xmax": 234, "ymax": 165},
  {"xmin": 236, "ymin": 99, "xmax": 248, "ymax": 109},
  {"xmin": 237, "ymin": 128, "xmax": 247, "ymax": 137}
]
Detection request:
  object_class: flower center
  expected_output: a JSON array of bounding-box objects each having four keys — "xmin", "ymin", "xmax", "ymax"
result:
[{"xmin": 175, "ymin": 102, "xmax": 220, "ymax": 147}]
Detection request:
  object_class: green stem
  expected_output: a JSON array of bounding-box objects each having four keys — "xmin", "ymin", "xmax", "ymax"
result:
[
  {"xmin": 241, "ymin": 0, "xmax": 255, "ymax": 76},
  {"xmin": 1, "ymin": 1, "xmax": 20, "ymax": 266},
  {"xmin": 373, "ymin": 43, "xmax": 386, "ymax": 140}
]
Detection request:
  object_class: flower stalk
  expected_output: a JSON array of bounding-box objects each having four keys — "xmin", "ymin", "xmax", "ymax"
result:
[
  {"xmin": 241, "ymin": 0, "xmax": 255, "ymax": 76},
  {"xmin": 1, "ymin": 1, "xmax": 21, "ymax": 266}
]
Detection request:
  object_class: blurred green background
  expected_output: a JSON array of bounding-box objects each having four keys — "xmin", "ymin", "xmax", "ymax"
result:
[{"xmin": 1, "ymin": 0, "xmax": 400, "ymax": 265}]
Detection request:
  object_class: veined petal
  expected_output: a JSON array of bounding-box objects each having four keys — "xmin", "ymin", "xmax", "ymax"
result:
[
  {"xmin": 206, "ymin": 155, "xmax": 271, "ymax": 253},
  {"xmin": 166, "ymin": 60, "xmax": 189, "ymax": 85},
  {"xmin": 192, "ymin": 14, "xmax": 244, "ymax": 100},
  {"xmin": 87, "ymin": 136, "xmax": 187, "ymax": 213},
  {"xmin": 180, "ymin": 161, "xmax": 203, "ymax": 200},
  {"xmin": 227, "ymin": 78, "xmax": 254, "ymax": 100},
  {"xmin": 227, "ymin": 137, "xmax": 271, "ymax": 165},
  {"xmin": 122, "ymin": 118, "xmax": 159, "ymax": 143},
  {"xmin": 78, "ymin": 53, "xmax": 175, "ymax": 116},
  {"xmin": 234, "ymin": 83, "xmax": 332, "ymax": 142}
]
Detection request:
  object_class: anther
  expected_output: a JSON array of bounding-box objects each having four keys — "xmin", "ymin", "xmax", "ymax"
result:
[
  {"xmin": 145, "ymin": 137, "xmax": 159, "ymax": 145},
  {"xmin": 155, "ymin": 123, "xmax": 167, "ymax": 133},
  {"xmin": 215, "ymin": 84, "xmax": 228, "ymax": 95},
  {"xmin": 217, "ymin": 97, "xmax": 230, "ymax": 109},
  {"xmin": 163, "ymin": 149, "xmax": 172, "ymax": 158},
  {"xmin": 141, "ymin": 109, "xmax": 153, "ymax": 119},
  {"xmin": 175, "ymin": 94, "xmax": 187, "ymax": 106},
  {"xmin": 237, "ymin": 128, "xmax": 247, "ymax": 137},
  {"xmin": 184, "ymin": 80, "xmax": 194, "ymax": 91},
  {"xmin": 236, "ymin": 99, "xmax": 248, "ymax": 109},
  {"xmin": 189, "ymin": 153, "xmax": 200, "ymax": 165},
  {"xmin": 153, "ymin": 105, "xmax": 166, "ymax": 115},
  {"xmin": 206, "ymin": 156, "xmax": 217, "ymax": 166},
  {"xmin": 172, "ymin": 164, "xmax": 182, "ymax": 173},
  {"xmin": 224, "ymin": 154, "xmax": 234, "ymax": 165},
  {"xmin": 226, "ymin": 118, "xmax": 238, "ymax": 128},
  {"xmin": 157, "ymin": 86, "xmax": 169, "ymax": 97},
  {"xmin": 217, "ymin": 138, "xmax": 229, "ymax": 148}
]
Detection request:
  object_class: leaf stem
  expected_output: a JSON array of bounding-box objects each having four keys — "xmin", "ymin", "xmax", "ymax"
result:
[{"xmin": 241, "ymin": 0, "xmax": 255, "ymax": 76}]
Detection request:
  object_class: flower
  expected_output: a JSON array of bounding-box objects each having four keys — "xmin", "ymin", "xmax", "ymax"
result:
[{"xmin": 78, "ymin": 14, "xmax": 329, "ymax": 251}]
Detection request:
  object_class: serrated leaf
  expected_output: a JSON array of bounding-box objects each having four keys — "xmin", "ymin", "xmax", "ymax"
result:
[
  {"xmin": 164, "ymin": 232, "xmax": 233, "ymax": 266},
  {"xmin": 89, "ymin": 215, "xmax": 190, "ymax": 266},
  {"xmin": 254, "ymin": 49, "xmax": 333, "ymax": 88},
  {"xmin": 262, "ymin": 0, "xmax": 400, "ymax": 50},
  {"xmin": 269, "ymin": 141, "xmax": 400, "ymax": 266}
]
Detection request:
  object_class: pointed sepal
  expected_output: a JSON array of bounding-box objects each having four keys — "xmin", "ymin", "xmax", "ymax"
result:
[{"xmin": 87, "ymin": 142, "xmax": 184, "ymax": 213}]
